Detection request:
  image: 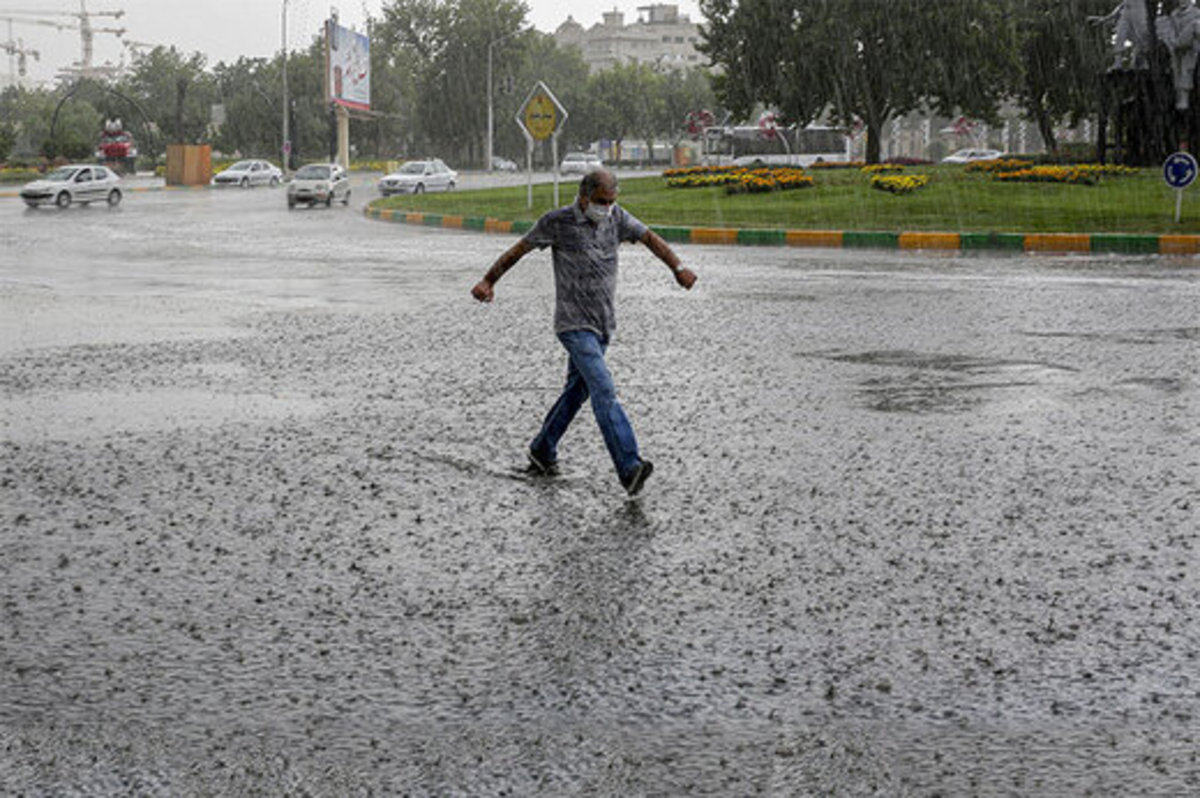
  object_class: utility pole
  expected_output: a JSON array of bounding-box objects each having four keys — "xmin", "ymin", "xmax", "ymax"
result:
[
  {"xmin": 281, "ymin": 0, "xmax": 290, "ymax": 173},
  {"xmin": 487, "ymin": 28, "xmax": 524, "ymax": 172}
]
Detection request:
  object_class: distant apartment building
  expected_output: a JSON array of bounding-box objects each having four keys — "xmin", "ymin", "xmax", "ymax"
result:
[{"xmin": 554, "ymin": 4, "xmax": 705, "ymax": 73}]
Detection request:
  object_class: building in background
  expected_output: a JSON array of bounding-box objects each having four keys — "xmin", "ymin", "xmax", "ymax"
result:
[{"xmin": 554, "ymin": 4, "xmax": 704, "ymax": 73}]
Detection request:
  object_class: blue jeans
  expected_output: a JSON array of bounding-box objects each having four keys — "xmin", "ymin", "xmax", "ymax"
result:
[{"xmin": 530, "ymin": 330, "xmax": 641, "ymax": 479}]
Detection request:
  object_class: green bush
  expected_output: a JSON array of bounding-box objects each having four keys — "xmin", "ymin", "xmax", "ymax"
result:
[
  {"xmin": 1031, "ymin": 142, "xmax": 1099, "ymax": 165},
  {"xmin": 42, "ymin": 135, "xmax": 93, "ymax": 162},
  {"xmin": 0, "ymin": 125, "xmax": 15, "ymax": 163},
  {"xmin": 0, "ymin": 166, "xmax": 40, "ymax": 183}
]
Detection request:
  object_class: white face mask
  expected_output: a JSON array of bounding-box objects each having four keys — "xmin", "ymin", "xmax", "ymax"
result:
[{"xmin": 584, "ymin": 201, "xmax": 613, "ymax": 225}]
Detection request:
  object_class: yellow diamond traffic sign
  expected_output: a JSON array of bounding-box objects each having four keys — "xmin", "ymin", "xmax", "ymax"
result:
[
  {"xmin": 523, "ymin": 93, "xmax": 557, "ymax": 141},
  {"xmin": 517, "ymin": 81, "xmax": 567, "ymax": 143}
]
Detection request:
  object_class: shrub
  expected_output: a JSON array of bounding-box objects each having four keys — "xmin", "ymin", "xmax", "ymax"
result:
[{"xmin": 0, "ymin": 166, "xmax": 39, "ymax": 183}]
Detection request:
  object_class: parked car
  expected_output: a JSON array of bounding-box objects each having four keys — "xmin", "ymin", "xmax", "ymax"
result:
[
  {"xmin": 491, "ymin": 156, "xmax": 518, "ymax": 172},
  {"xmin": 941, "ymin": 148, "xmax": 1004, "ymax": 164},
  {"xmin": 20, "ymin": 164, "xmax": 123, "ymax": 209},
  {"xmin": 287, "ymin": 163, "xmax": 351, "ymax": 208},
  {"xmin": 213, "ymin": 159, "xmax": 283, "ymax": 188},
  {"xmin": 379, "ymin": 159, "xmax": 457, "ymax": 195},
  {"xmin": 560, "ymin": 151, "xmax": 603, "ymax": 175}
]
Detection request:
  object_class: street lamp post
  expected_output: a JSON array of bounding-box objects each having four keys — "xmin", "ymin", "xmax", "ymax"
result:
[
  {"xmin": 281, "ymin": 0, "xmax": 289, "ymax": 174},
  {"xmin": 487, "ymin": 29, "xmax": 524, "ymax": 172}
]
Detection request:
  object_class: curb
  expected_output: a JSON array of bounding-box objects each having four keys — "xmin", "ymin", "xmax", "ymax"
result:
[{"xmin": 362, "ymin": 206, "xmax": 1200, "ymax": 255}]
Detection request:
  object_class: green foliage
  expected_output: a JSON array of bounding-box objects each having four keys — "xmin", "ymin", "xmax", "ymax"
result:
[
  {"xmin": 122, "ymin": 46, "xmax": 217, "ymax": 144},
  {"xmin": 700, "ymin": 0, "xmax": 1106, "ymax": 163},
  {"xmin": 2, "ymin": 1, "xmax": 718, "ymax": 167},
  {"xmin": 703, "ymin": 0, "xmax": 1015, "ymax": 162},
  {"xmin": 1008, "ymin": 0, "xmax": 1112, "ymax": 152},
  {"xmin": 0, "ymin": 123, "xmax": 14, "ymax": 163}
]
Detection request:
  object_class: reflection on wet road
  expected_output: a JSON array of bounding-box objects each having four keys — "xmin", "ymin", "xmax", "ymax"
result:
[{"xmin": 2, "ymin": 188, "xmax": 1199, "ymax": 794}]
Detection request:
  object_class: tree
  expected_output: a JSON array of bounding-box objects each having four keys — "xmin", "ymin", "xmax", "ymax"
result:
[
  {"xmin": 0, "ymin": 121, "xmax": 14, "ymax": 163},
  {"xmin": 1006, "ymin": 0, "xmax": 1117, "ymax": 153},
  {"xmin": 374, "ymin": 0, "xmax": 529, "ymax": 165},
  {"xmin": 122, "ymin": 46, "xmax": 217, "ymax": 144},
  {"xmin": 658, "ymin": 68, "xmax": 719, "ymax": 147},
  {"xmin": 700, "ymin": 0, "xmax": 1012, "ymax": 162},
  {"xmin": 580, "ymin": 62, "xmax": 680, "ymax": 162},
  {"xmin": 211, "ymin": 57, "xmax": 285, "ymax": 157}
]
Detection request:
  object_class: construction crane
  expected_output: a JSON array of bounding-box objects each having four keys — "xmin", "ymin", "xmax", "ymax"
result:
[{"xmin": 0, "ymin": 2, "xmax": 125, "ymax": 78}]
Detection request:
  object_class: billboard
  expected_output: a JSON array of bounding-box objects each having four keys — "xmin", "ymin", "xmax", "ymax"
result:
[{"xmin": 325, "ymin": 19, "xmax": 370, "ymax": 111}]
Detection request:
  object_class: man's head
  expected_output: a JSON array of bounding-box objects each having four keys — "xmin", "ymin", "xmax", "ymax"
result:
[{"xmin": 579, "ymin": 169, "xmax": 618, "ymax": 208}]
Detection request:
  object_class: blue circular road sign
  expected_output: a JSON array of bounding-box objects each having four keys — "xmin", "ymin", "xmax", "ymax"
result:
[{"xmin": 1163, "ymin": 152, "xmax": 1198, "ymax": 189}]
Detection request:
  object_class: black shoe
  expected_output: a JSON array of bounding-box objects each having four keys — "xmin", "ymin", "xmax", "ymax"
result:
[
  {"xmin": 621, "ymin": 460, "xmax": 654, "ymax": 496},
  {"xmin": 526, "ymin": 450, "xmax": 560, "ymax": 477}
]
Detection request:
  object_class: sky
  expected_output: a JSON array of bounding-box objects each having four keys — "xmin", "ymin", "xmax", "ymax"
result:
[{"xmin": 2, "ymin": 0, "xmax": 704, "ymax": 86}]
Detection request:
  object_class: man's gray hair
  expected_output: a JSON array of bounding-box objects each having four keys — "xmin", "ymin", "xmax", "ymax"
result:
[{"xmin": 579, "ymin": 169, "xmax": 617, "ymax": 198}]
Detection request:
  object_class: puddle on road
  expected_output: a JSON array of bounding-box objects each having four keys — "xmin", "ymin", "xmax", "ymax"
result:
[
  {"xmin": 1, "ymin": 389, "xmax": 325, "ymax": 441},
  {"xmin": 819, "ymin": 349, "xmax": 1077, "ymax": 375},
  {"xmin": 807, "ymin": 349, "xmax": 1077, "ymax": 414}
]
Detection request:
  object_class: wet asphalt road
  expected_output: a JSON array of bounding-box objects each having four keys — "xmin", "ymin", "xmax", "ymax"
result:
[{"xmin": 1, "ymin": 183, "xmax": 1198, "ymax": 796}]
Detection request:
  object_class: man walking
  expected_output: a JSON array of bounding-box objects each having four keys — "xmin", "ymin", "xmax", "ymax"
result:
[{"xmin": 471, "ymin": 169, "xmax": 697, "ymax": 496}]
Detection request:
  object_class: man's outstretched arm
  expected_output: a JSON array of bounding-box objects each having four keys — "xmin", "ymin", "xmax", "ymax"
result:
[
  {"xmin": 472, "ymin": 239, "xmax": 534, "ymax": 302},
  {"xmin": 641, "ymin": 229, "xmax": 697, "ymax": 290}
]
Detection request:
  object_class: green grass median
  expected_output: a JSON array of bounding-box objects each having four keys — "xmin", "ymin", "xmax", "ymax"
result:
[{"xmin": 371, "ymin": 165, "xmax": 1196, "ymax": 235}]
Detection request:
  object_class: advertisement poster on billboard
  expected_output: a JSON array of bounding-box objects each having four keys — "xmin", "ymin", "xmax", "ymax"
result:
[{"xmin": 325, "ymin": 19, "xmax": 371, "ymax": 111}]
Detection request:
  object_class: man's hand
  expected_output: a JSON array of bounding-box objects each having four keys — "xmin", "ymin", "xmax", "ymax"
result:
[
  {"xmin": 674, "ymin": 267, "xmax": 697, "ymax": 290},
  {"xmin": 471, "ymin": 279, "xmax": 495, "ymax": 302}
]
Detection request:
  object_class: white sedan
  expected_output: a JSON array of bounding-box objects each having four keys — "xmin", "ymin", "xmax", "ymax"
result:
[
  {"xmin": 379, "ymin": 159, "xmax": 457, "ymax": 195},
  {"xmin": 560, "ymin": 151, "xmax": 603, "ymax": 175},
  {"xmin": 212, "ymin": 159, "xmax": 283, "ymax": 188},
  {"xmin": 941, "ymin": 148, "xmax": 1005, "ymax": 164},
  {"xmin": 20, "ymin": 164, "xmax": 123, "ymax": 209}
]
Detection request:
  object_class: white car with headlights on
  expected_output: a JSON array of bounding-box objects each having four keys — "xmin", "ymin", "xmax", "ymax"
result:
[
  {"xmin": 20, "ymin": 164, "xmax": 123, "ymax": 209},
  {"xmin": 213, "ymin": 159, "xmax": 283, "ymax": 188},
  {"xmin": 378, "ymin": 159, "xmax": 457, "ymax": 195},
  {"xmin": 287, "ymin": 163, "xmax": 351, "ymax": 208}
]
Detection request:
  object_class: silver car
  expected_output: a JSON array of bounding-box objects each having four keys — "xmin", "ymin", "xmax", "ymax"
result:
[
  {"xmin": 213, "ymin": 159, "xmax": 283, "ymax": 188},
  {"xmin": 287, "ymin": 163, "xmax": 352, "ymax": 208},
  {"xmin": 20, "ymin": 164, "xmax": 123, "ymax": 209},
  {"xmin": 379, "ymin": 158, "xmax": 457, "ymax": 195}
]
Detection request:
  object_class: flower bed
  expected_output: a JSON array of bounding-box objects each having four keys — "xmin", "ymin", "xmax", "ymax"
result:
[
  {"xmin": 993, "ymin": 165, "xmax": 1098, "ymax": 185},
  {"xmin": 964, "ymin": 158, "xmax": 1033, "ymax": 174},
  {"xmin": 662, "ymin": 165, "xmax": 740, "ymax": 179},
  {"xmin": 809, "ymin": 161, "xmax": 866, "ymax": 170},
  {"xmin": 725, "ymin": 167, "xmax": 815, "ymax": 194},
  {"xmin": 664, "ymin": 165, "xmax": 814, "ymax": 193},
  {"xmin": 861, "ymin": 163, "xmax": 905, "ymax": 174},
  {"xmin": 870, "ymin": 174, "xmax": 930, "ymax": 194}
]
